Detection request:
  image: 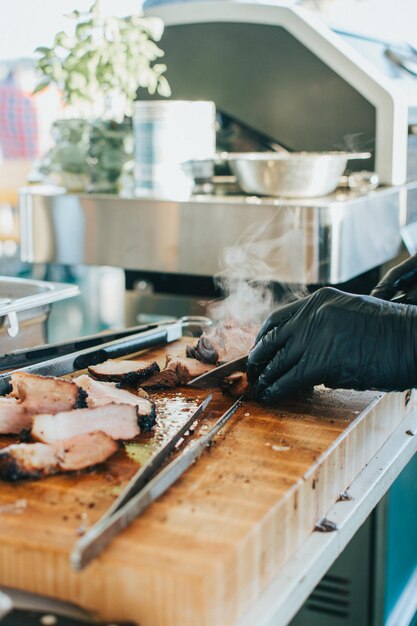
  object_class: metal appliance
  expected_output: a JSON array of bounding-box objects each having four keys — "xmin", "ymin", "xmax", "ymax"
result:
[{"xmin": 19, "ymin": 2, "xmax": 417, "ymax": 315}]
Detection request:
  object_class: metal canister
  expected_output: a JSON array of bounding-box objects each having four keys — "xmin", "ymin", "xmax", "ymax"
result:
[{"xmin": 133, "ymin": 100, "xmax": 216, "ymax": 199}]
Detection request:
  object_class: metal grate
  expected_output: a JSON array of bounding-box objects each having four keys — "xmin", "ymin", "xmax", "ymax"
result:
[{"xmin": 306, "ymin": 575, "xmax": 351, "ymax": 619}]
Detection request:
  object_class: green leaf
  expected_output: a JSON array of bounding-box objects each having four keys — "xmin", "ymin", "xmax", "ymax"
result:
[
  {"xmin": 65, "ymin": 10, "xmax": 80, "ymax": 19},
  {"xmin": 32, "ymin": 78, "xmax": 51, "ymax": 94},
  {"xmin": 34, "ymin": 2, "xmax": 170, "ymax": 117},
  {"xmin": 34, "ymin": 46, "xmax": 51, "ymax": 56}
]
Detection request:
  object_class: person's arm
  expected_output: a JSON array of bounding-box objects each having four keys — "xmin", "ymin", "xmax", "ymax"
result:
[{"xmin": 247, "ymin": 287, "xmax": 417, "ymax": 403}]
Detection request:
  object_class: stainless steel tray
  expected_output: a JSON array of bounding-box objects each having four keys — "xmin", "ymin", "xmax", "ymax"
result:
[{"xmin": 0, "ymin": 277, "xmax": 79, "ymax": 352}]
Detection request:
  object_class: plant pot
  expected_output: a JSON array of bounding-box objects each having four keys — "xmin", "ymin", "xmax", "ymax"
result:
[
  {"xmin": 40, "ymin": 118, "xmax": 133, "ymax": 194},
  {"xmin": 39, "ymin": 119, "xmax": 90, "ymax": 192},
  {"xmin": 87, "ymin": 119, "xmax": 133, "ymax": 193}
]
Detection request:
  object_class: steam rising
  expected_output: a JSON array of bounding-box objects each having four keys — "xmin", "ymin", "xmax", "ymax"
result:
[{"xmin": 208, "ymin": 211, "xmax": 308, "ymax": 327}]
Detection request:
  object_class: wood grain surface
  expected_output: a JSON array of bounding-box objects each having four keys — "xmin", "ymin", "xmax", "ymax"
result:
[{"xmin": 0, "ymin": 340, "xmax": 411, "ymax": 625}]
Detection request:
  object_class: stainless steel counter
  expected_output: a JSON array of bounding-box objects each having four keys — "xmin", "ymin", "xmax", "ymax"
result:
[{"xmin": 20, "ymin": 185, "xmax": 403, "ymax": 284}]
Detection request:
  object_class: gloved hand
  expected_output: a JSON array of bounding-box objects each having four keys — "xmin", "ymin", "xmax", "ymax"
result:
[
  {"xmin": 371, "ymin": 254, "xmax": 417, "ymax": 303},
  {"xmin": 247, "ymin": 287, "xmax": 417, "ymax": 403}
]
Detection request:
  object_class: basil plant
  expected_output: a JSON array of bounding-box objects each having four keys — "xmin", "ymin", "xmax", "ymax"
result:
[{"xmin": 34, "ymin": 0, "xmax": 171, "ymax": 121}]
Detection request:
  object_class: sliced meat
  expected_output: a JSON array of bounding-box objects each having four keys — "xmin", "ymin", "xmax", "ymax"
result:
[
  {"xmin": 73, "ymin": 375, "xmax": 156, "ymax": 432},
  {"xmin": 0, "ymin": 442, "xmax": 59, "ymax": 481},
  {"xmin": 0, "ymin": 432, "xmax": 118, "ymax": 481},
  {"xmin": 0, "ymin": 397, "xmax": 32, "ymax": 435},
  {"xmin": 143, "ymin": 356, "xmax": 215, "ymax": 389},
  {"xmin": 53, "ymin": 432, "xmax": 118, "ymax": 471},
  {"xmin": 142, "ymin": 368, "xmax": 179, "ymax": 390},
  {"xmin": 186, "ymin": 335, "xmax": 218, "ymax": 364},
  {"xmin": 32, "ymin": 404, "xmax": 140, "ymax": 444},
  {"xmin": 88, "ymin": 359, "xmax": 159, "ymax": 385},
  {"xmin": 11, "ymin": 372, "xmax": 87, "ymax": 414},
  {"xmin": 221, "ymin": 371, "xmax": 250, "ymax": 399},
  {"xmin": 186, "ymin": 320, "xmax": 258, "ymax": 364},
  {"xmin": 170, "ymin": 356, "xmax": 216, "ymax": 384}
]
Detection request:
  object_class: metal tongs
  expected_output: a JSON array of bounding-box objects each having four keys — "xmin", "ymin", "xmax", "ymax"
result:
[
  {"xmin": 0, "ymin": 317, "xmax": 213, "ymax": 395},
  {"xmin": 71, "ymin": 393, "xmax": 244, "ymax": 569},
  {"xmin": 0, "ymin": 316, "xmax": 212, "ymax": 371}
]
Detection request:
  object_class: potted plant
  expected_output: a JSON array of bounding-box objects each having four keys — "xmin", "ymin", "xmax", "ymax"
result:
[{"xmin": 35, "ymin": 1, "xmax": 170, "ymax": 192}]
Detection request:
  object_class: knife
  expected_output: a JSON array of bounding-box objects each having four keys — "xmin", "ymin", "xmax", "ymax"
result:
[
  {"xmin": 0, "ymin": 589, "xmax": 136, "ymax": 625},
  {"xmin": 187, "ymin": 355, "xmax": 248, "ymax": 389},
  {"xmin": 71, "ymin": 395, "xmax": 243, "ymax": 570}
]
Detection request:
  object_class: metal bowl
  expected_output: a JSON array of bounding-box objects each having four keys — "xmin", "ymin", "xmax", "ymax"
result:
[{"xmin": 223, "ymin": 151, "xmax": 371, "ymax": 198}]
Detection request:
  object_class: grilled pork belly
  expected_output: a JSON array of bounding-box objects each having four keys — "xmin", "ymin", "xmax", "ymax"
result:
[
  {"xmin": 143, "ymin": 356, "xmax": 215, "ymax": 389},
  {"xmin": 32, "ymin": 403, "xmax": 140, "ymax": 443},
  {"xmin": 0, "ymin": 442, "xmax": 59, "ymax": 480},
  {"xmin": 88, "ymin": 359, "xmax": 159, "ymax": 385},
  {"xmin": 0, "ymin": 397, "xmax": 32, "ymax": 435},
  {"xmin": 11, "ymin": 372, "xmax": 87, "ymax": 414},
  {"xmin": 0, "ymin": 432, "xmax": 118, "ymax": 481},
  {"xmin": 73, "ymin": 375, "xmax": 157, "ymax": 432},
  {"xmin": 221, "ymin": 372, "xmax": 250, "ymax": 399},
  {"xmin": 186, "ymin": 320, "xmax": 258, "ymax": 365},
  {"xmin": 53, "ymin": 432, "xmax": 118, "ymax": 471}
]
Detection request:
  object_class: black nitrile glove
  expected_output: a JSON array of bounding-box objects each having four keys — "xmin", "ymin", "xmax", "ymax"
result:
[
  {"xmin": 371, "ymin": 254, "xmax": 417, "ymax": 303},
  {"xmin": 247, "ymin": 287, "xmax": 417, "ymax": 403}
]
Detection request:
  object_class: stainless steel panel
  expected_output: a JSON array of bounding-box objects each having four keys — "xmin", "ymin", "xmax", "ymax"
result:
[{"xmin": 20, "ymin": 186, "xmax": 402, "ymax": 284}]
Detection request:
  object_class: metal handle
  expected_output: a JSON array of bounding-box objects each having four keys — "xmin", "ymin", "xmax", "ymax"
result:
[{"xmin": 0, "ymin": 277, "xmax": 79, "ymax": 318}]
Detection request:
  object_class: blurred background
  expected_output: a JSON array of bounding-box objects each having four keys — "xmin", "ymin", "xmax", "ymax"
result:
[{"xmin": 0, "ymin": 0, "xmax": 416, "ymax": 341}]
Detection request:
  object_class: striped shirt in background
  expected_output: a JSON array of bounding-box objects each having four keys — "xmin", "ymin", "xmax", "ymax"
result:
[{"xmin": 0, "ymin": 77, "xmax": 38, "ymax": 159}]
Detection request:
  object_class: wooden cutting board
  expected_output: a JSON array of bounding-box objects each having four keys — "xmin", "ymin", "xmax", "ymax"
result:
[{"xmin": 0, "ymin": 340, "xmax": 411, "ymax": 626}]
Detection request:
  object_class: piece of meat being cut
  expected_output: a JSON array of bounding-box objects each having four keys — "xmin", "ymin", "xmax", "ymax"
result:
[
  {"xmin": 0, "ymin": 397, "xmax": 32, "ymax": 434},
  {"xmin": 88, "ymin": 359, "xmax": 159, "ymax": 385},
  {"xmin": 0, "ymin": 432, "xmax": 118, "ymax": 481},
  {"xmin": 53, "ymin": 432, "xmax": 118, "ymax": 471},
  {"xmin": 221, "ymin": 372, "xmax": 250, "ymax": 399},
  {"xmin": 73, "ymin": 375, "xmax": 157, "ymax": 432},
  {"xmin": 143, "ymin": 356, "xmax": 215, "ymax": 389},
  {"xmin": 11, "ymin": 372, "xmax": 87, "ymax": 414},
  {"xmin": 186, "ymin": 319, "xmax": 258, "ymax": 365},
  {"xmin": 32, "ymin": 403, "xmax": 140, "ymax": 444}
]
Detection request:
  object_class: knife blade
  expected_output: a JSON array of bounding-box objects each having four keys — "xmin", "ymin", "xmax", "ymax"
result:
[
  {"xmin": 71, "ymin": 395, "xmax": 243, "ymax": 570},
  {"xmin": 187, "ymin": 355, "xmax": 248, "ymax": 389}
]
